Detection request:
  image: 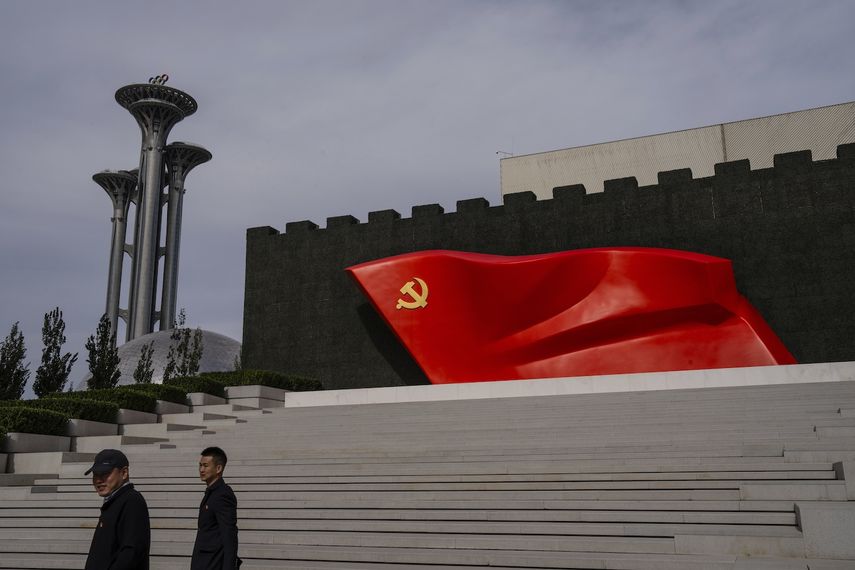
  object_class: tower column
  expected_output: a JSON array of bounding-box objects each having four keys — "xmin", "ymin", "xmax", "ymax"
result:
[
  {"xmin": 93, "ymin": 170, "xmax": 137, "ymax": 341},
  {"xmin": 115, "ymin": 83, "xmax": 197, "ymax": 341},
  {"xmin": 161, "ymin": 142, "xmax": 211, "ymax": 331}
]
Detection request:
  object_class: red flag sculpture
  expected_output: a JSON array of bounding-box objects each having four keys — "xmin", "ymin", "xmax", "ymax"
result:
[{"xmin": 347, "ymin": 248, "xmax": 796, "ymax": 384}]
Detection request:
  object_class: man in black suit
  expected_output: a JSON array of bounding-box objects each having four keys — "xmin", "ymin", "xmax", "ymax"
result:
[
  {"xmin": 84, "ymin": 448, "xmax": 151, "ymax": 570},
  {"xmin": 192, "ymin": 446, "xmax": 240, "ymax": 569}
]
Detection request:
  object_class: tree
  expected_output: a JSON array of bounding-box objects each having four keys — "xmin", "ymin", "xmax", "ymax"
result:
[
  {"xmin": 133, "ymin": 342, "xmax": 155, "ymax": 384},
  {"xmin": 0, "ymin": 322, "xmax": 29, "ymax": 400},
  {"xmin": 85, "ymin": 314, "xmax": 120, "ymax": 390},
  {"xmin": 33, "ymin": 308, "xmax": 78, "ymax": 397},
  {"xmin": 163, "ymin": 309, "xmax": 204, "ymax": 382}
]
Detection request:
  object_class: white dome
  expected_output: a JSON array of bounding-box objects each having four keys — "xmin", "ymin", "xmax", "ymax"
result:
[{"xmin": 79, "ymin": 329, "xmax": 241, "ymax": 388}]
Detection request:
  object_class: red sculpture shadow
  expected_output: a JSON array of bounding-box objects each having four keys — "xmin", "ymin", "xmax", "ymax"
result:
[{"xmin": 347, "ymin": 248, "xmax": 796, "ymax": 384}]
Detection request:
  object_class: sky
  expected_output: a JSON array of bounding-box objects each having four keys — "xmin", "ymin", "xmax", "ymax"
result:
[{"xmin": 1, "ymin": 0, "xmax": 853, "ymax": 395}]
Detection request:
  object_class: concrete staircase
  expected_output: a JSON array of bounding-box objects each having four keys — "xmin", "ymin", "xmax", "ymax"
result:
[{"xmin": 1, "ymin": 366, "xmax": 854, "ymax": 569}]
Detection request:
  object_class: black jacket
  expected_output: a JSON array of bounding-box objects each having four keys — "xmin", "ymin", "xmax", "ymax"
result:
[
  {"xmin": 191, "ymin": 478, "xmax": 240, "ymax": 570},
  {"xmin": 85, "ymin": 483, "xmax": 151, "ymax": 570}
]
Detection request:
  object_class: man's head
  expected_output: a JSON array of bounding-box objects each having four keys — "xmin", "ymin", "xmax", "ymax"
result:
[
  {"xmin": 85, "ymin": 449, "xmax": 130, "ymax": 497},
  {"xmin": 199, "ymin": 446, "xmax": 227, "ymax": 486}
]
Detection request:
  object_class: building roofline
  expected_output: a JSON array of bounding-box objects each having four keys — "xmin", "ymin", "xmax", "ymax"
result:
[{"xmin": 501, "ymin": 100, "xmax": 855, "ymax": 161}]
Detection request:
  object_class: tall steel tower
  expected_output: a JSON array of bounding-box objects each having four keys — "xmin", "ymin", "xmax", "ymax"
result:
[
  {"xmin": 97, "ymin": 77, "xmax": 209, "ymax": 342},
  {"xmin": 161, "ymin": 141, "xmax": 211, "ymax": 331},
  {"xmin": 93, "ymin": 169, "xmax": 137, "ymax": 337}
]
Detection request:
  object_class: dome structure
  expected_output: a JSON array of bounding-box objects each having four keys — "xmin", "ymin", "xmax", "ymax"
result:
[{"xmin": 79, "ymin": 329, "xmax": 241, "ymax": 388}]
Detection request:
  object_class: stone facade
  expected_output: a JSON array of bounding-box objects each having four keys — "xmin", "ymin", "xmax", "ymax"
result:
[{"xmin": 243, "ymin": 144, "xmax": 855, "ymax": 389}]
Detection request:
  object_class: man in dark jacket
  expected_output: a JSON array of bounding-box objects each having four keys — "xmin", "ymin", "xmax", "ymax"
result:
[
  {"xmin": 84, "ymin": 448, "xmax": 151, "ymax": 570},
  {"xmin": 192, "ymin": 446, "xmax": 240, "ymax": 569}
]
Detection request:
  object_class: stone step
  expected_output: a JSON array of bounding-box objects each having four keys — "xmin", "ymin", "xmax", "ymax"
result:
[
  {"xmin": 76, "ymin": 454, "xmax": 836, "ymax": 467},
  {"xmin": 205, "ymin": 429, "xmax": 821, "ymax": 441},
  {"xmin": 785, "ymin": 450, "xmax": 855, "ymax": 462},
  {"xmin": 276, "ymin": 405, "xmax": 853, "ymax": 419},
  {"xmin": 120, "ymin": 423, "xmax": 206, "ymax": 437},
  {"xmin": 0, "ymin": 550, "xmax": 745, "ymax": 570},
  {"xmin": 739, "ymin": 482, "xmax": 848, "ymax": 501},
  {"xmin": 214, "ymin": 407, "xmax": 841, "ymax": 419},
  {"xmin": 156, "ymin": 412, "xmax": 237, "ymax": 424},
  {"xmin": 41, "ymin": 479, "xmax": 823, "ymax": 493},
  {"xmin": 0, "ymin": 508, "xmax": 796, "ymax": 525},
  {"xmin": 86, "ymin": 461, "xmax": 834, "ymax": 478},
  {"xmin": 179, "ymin": 420, "xmax": 831, "ymax": 433},
  {"xmin": 675, "ymin": 533, "xmax": 805, "ymax": 558},
  {"xmin": 106, "ymin": 447, "xmax": 800, "ymax": 463},
  {"xmin": 235, "ymin": 407, "xmax": 840, "ymax": 419},
  {"xmin": 0, "ymin": 486, "xmax": 29, "ymax": 500},
  {"xmin": 13, "ymin": 488, "xmax": 748, "ymax": 501},
  {"xmin": 119, "ymin": 443, "xmax": 789, "ymax": 458},
  {"xmin": 817, "ymin": 426, "xmax": 855, "ymax": 438},
  {"xmin": 0, "ymin": 473, "xmax": 39, "ymax": 486},
  {"xmin": 72, "ymin": 435, "xmax": 168, "ymax": 453},
  {"xmin": 36, "ymin": 464, "xmax": 836, "ymax": 486},
  {"xmin": 0, "ymin": 531, "xmax": 680, "ymax": 554},
  {"xmin": 6, "ymin": 451, "xmax": 95, "ymax": 475},
  {"xmin": 0, "ymin": 521, "xmax": 802, "ymax": 539},
  {"xmin": 190, "ymin": 403, "xmax": 260, "ymax": 414},
  {"xmin": 1, "ymin": 375, "xmax": 852, "ymax": 568},
  {"xmin": 0, "ymin": 498, "xmax": 798, "ymax": 512}
]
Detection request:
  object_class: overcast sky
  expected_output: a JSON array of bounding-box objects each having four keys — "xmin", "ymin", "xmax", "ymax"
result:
[{"xmin": 1, "ymin": 0, "xmax": 853, "ymax": 395}]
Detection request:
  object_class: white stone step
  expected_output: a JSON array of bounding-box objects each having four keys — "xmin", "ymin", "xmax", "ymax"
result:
[
  {"xmin": 72, "ymin": 435, "xmax": 168, "ymax": 452},
  {"xmin": 190, "ymin": 403, "xmax": 268, "ymax": 415},
  {"xmin": 156, "ymin": 412, "xmax": 237, "ymax": 424},
  {"xmin": 675, "ymin": 533, "xmax": 805, "ymax": 558},
  {"xmin": 739, "ymin": 482, "xmax": 848, "ymax": 501},
  {"xmin": 0, "ymin": 374, "xmax": 852, "ymax": 568},
  {"xmin": 0, "ymin": 551, "xmax": 743, "ymax": 570},
  {"xmin": 120, "ymin": 423, "xmax": 206, "ymax": 437},
  {"xmin": 0, "ymin": 508, "xmax": 796, "ymax": 525},
  {"xmin": 0, "ymin": 532, "xmax": 680, "ymax": 554},
  {"xmin": 31, "ymin": 468, "xmax": 838, "ymax": 484}
]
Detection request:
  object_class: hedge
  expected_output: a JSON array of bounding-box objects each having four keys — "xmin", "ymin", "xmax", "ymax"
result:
[
  {"xmin": 163, "ymin": 376, "xmax": 225, "ymax": 398},
  {"xmin": 0, "ymin": 398, "xmax": 118, "ymax": 424},
  {"xmin": 46, "ymin": 389, "xmax": 157, "ymax": 414},
  {"xmin": 0, "ymin": 407, "xmax": 68, "ymax": 436},
  {"xmin": 0, "ymin": 425, "xmax": 6, "ymax": 442},
  {"xmin": 116, "ymin": 384, "xmax": 188, "ymax": 405},
  {"xmin": 200, "ymin": 370, "xmax": 323, "ymax": 391}
]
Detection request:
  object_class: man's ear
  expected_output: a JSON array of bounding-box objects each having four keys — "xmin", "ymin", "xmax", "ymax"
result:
[
  {"xmin": 216, "ymin": 463, "xmax": 224, "ymax": 475},
  {"xmin": 121, "ymin": 466, "xmax": 130, "ymax": 482}
]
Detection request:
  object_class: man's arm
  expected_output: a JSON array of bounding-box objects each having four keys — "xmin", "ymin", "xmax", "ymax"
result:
[
  {"xmin": 213, "ymin": 490, "xmax": 239, "ymax": 570},
  {"xmin": 110, "ymin": 495, "xmax": 151, "ymax": 570}
]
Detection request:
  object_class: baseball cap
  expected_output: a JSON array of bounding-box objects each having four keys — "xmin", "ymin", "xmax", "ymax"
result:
[{"xmin": 85, "ymin": 449, "xmax": 129, "ymax": 476}]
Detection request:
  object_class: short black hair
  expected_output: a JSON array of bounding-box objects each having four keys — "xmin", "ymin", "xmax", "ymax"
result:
[{"xmin": 201, "ymin": 446, "xmax": 228, "ymax": 468}]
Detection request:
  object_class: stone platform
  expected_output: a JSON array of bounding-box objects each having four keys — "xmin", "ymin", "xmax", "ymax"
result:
[{"xmin": 0, "ymin": 363, "xmax": 854, "ymax": 569}]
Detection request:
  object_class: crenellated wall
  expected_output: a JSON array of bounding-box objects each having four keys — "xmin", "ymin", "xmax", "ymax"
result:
[{"xmin": 243, "ymin": 144, "xmax": 855, "ymax": 389}]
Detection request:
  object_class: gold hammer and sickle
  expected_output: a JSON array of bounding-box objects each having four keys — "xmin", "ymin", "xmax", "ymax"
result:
[{"xmin": 396, "ymin": 277, "xmax": 429, "ymax": 310}]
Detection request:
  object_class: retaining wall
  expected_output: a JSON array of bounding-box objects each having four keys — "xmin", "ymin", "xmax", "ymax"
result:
[{"xmin": 243, "ymin": 144, "xmax": 855, "ymax": 389}]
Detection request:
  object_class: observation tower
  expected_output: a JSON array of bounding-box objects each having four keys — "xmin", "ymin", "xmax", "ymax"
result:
[
  {"xmin": 161, "ymin": 141, "xmax": 211, "ymax": 331},
  {"xmin": 96, "ymin": 76, "xmax": 210, "ymax": 343},
  {"xmin": 92, "ymin": 169, "xmax": 137, "ymax": 337}
]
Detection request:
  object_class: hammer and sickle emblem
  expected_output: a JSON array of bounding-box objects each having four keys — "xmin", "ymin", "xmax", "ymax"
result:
[{"xmin": 396, "ymin": 277, "xmax": 429, "ymax": 310}]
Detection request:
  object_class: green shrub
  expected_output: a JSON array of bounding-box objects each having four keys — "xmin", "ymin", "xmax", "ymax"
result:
[
  {"xmin": 200, "ymin": 369, "xmax": 323, "ymax": 391},
  {"xmin": 163, "ymin": 376, "xmax": 225, "ymax": 398},
  {"xmin": 46, "ymin": 389, "xmax": 157, "ymax": 414},
  {"xmin": 0, "ymin": 406, "xmax": 68, "ymax": 436},
  {"xmin": 0, "ymin": 425, "xmax": 6, "ymax": 442},
  {"xmin": 0, "ymin": 398, "xmax": 117, "ymax": 424},
  {"xmin": 116, "ymin": 384, "xmax": 188, "ymax": 405}
]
